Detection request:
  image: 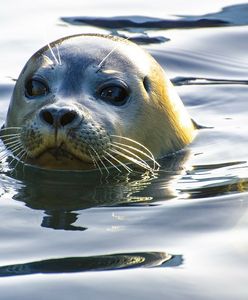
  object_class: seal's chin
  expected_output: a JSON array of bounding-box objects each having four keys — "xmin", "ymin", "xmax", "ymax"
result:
[{"xmin": 26, "ymin": 147, "xmax": 95, "ymax": 171}]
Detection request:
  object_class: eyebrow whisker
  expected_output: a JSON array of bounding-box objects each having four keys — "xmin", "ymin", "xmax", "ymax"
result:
[
  {"xmin": 47, "ymin": 42, "xmax": 59, "ymax": 65},
  {"xmin": 96, "ymin": 36, "xmax": 131, "ymax": 72}
]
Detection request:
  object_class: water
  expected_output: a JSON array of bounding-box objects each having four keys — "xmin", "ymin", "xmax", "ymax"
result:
[{"xmin": 0, "ymin": 1, "xmax": 248, "ymax": 299}]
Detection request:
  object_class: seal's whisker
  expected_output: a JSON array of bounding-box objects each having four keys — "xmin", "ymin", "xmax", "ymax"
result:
[
  {"xmin": 96, "ymin": 36, "xmax": 131, "ymax": 72},
  {"xmin": 0, "ymin": 139, "xmax": 21, "ymax": 149},
  {"xmin": 8, "ymin": 142, "xmax": 23, "ymax": 152},
  {"xmin": 97, "ymin": 48, "xmax": 116, "ymax": 71},
  {"xmin": 111, "ymin": 135, "xmax": 159, "ymax": 163},
  {"xmin": 55, "ymin": 44, "xmax": 62, "ymax": 65},
  {"xmin": 3, "ymin": 139, "xmax": 22, "ymax": 148},
  {"xmin": 112, "ymin": 141, "xmax": 154, "ymax": 160},
  {"xmin": 0, "ymin": 133, "xmax": 21, "ymax": 139},
  {"xmin": 0, "ymin": 151, "xmax": 11, "ymax": 161},
  {"xmin": 89, "ymin": 151, "xmax": 103, "ymax": 175},
  {"xmin": 15, "ymin": 148, "xmax": 26, "ymax": 160},
  {"xmin": 111, "ymin": 135, "xmax": 160, "ymax": 170},
  {"xmin": 0, "ymin": 127, "xmax": 26, "ymax": 164},
  {"xmin": 89, "ymin": 146, "xmax": 109, "ymax": 175},
  {"xmin": 104, "ymin": 150, "xmax": 132, "ymax": 173},
  {"xmin": 0, "ymin": 127, "xmax": 22, "ymax": 131},
  {"xmin": 13, "ymin": 150, "xmax": 27, "ymax": 170},
  {"xmin": 112, "ymin": 141, "xmax": 159, "ymax": 170},
  {"xmin": 9, "ymin": 151, "xmax": 22, "ymax": 169},
  {"xmin": 0, "ymin": 136, "xmax": 21, "ymax": 145},
  {"xmin": 47, "ymin": 42, "xmax": 59, "ymax": 65},
  {"xmin": 7, "ymin": 139, "xmax": 24, "ymax": 152},
  {"xmin": 111, "ymin": 142, "xmax": 154, "ymax": 171},
  {"xmin": 8, "ymin": 144, "xmax": 25, "ymax": 157},
  {"xmin": 0, "ymin": 133, "xmax": 21, "ymax": 138},
  {"xmin": 2, "ymin": 143, "xmax": 23, "ymax": 156},
  {"xmin": 10, "ymin": 149, "xmax": 24, "ymax": 165},
  {"xmin": 109, "ymin": 148, "xmax": 153, "ymax": 173},
  {"xmin": 97, "ymin": 156, "xmax": 109, "ymax": 175},
  {"xmin": 7, "ymin": 147, "xmax": 25, "ymax": 171},
  {"xmin": 0, "ymin": 134, "xmax": 21, "ymax": 141},
  {"xmin": 102, "ymin": 154, "xmax": 122, "ymax": 173},
  {"xmin": 93, "ymin": 158, "xmax": 102, "ymax": 174},
  {"xmin": 0, "ymin": 137, "xmax": 21, "ymax": 146},
  {"xmin": 89, "ymin": 150, "xmax": 97, "ymax": 169}
]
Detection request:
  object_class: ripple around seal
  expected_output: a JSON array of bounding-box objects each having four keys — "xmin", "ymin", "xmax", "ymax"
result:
[
  {"xmin": 0, "ymin": 252, "xmax": 182, "ymax": 277},
  {"xmin": 177, "ymin": 161, "xmax": 248, "ymax": 199}
]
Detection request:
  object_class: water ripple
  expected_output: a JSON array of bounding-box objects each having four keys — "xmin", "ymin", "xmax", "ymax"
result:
[{"xmin": 0, "ymin": 251, "xmax": 182, "ymax": 277}]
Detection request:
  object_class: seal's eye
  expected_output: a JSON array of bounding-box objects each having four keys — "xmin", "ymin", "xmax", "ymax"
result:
[
  {"xmin": 99, "ymin": 85, "xmax": 129, "ymax": 106},
  {"xmin": 25, "ymin": 79, "xmax": 49, "ymax": 98}
]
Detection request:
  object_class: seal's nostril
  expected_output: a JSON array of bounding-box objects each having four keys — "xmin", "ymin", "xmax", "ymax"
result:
[
  {"xmin": 40, "ymin": 110, "xmax": 54, "ymax": 126},
  {"xmin": 39, "ymin": 108, "xmax": 78, "ymax": 127},
  {"xmin": 60, "ymin": 111, "xmax": 77, "ymax": 126}
]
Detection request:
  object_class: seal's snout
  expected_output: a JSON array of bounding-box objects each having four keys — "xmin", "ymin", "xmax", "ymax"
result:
[{"xmin": 39, "ymin": 107, "xmax": 80, "ymax": 129}]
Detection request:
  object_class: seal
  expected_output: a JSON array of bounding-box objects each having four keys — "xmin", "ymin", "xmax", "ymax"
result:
[{"xmin": 1, "ymin": 34, "xmax": 195, "ymax": 172}]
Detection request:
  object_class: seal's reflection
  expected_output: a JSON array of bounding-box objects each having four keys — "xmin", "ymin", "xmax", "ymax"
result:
[{"xmin": 9, "ymin": 151, "xmax": 189, "ymax": 230}]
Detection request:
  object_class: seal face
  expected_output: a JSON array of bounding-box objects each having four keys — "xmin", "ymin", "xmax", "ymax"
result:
[{"xmin": 2, "ymin": 34, "xmax": 195, "ymax": 171}]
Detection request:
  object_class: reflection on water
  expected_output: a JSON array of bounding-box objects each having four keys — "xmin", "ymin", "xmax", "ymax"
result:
[
  {"xmin": 68, "ymin": 3, "xmax": 248, "ymax": 28},
  {"xmin": 183, "ymin": 3, "xmax": 248, "ymax": 26},
  {"xmin": 61, "ymin": 3, "xmax": 248, "ymax": 46},
  {"xmin": 177, "ymin": 161, "xmax": 248, "ymax": 198},
  {"xmin": 0, "ymin": 151, "xmax": 188, "ymax": 230},
  {"xmin": 172, "ymin": 77, "xmax": 248, "ymax": 86},
  {"xmin": 61, "ymin": 15, "xmax": 227, "ymax": 30},
  {"xmin": 0, "ymin": 251, "xmax": 182, "ymax": 277}
]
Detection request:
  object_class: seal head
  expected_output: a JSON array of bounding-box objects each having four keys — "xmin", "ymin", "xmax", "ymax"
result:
[{"xmin": 3, "ymin": 34, "xmax": 195, "ymax": 171}]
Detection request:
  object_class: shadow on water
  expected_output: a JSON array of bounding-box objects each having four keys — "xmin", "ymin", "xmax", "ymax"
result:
[
  {"xmin": 0, "ymin": 251, "xmax": 182, "ymax": 277},
  {"xmin": 61, "ymin": 4, "xmax": 248, "ymax": 44}
]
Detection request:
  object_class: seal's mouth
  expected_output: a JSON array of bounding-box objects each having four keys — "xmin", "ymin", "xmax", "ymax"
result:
[
  {"xmin": 26, "ymin": 146, "xmax": 95, "ymax": 170},
  {"xmin": 47, "ymin": 146, "xmax": 77, "ymax": 160}
]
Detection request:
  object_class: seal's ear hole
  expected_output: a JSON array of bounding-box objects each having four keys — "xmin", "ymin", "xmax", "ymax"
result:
[{"xmin": 143, "ymin": 76, "xmax": 151, "ymax": 93}]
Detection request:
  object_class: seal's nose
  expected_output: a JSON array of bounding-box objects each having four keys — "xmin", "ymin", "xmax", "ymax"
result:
[{"xmin": 39, "ymin": 107, "xmax": 79, "ymax": 128}]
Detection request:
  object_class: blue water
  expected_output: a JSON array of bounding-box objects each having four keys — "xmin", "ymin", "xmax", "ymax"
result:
[{"xmin": 0, "ymin": 1, "xmax": 248, "ymax": 299}]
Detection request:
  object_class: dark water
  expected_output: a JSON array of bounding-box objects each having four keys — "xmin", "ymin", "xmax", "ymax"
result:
[{"xmin": 1, "ymin": 1, "xmax": 248, "ymax": 299}]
